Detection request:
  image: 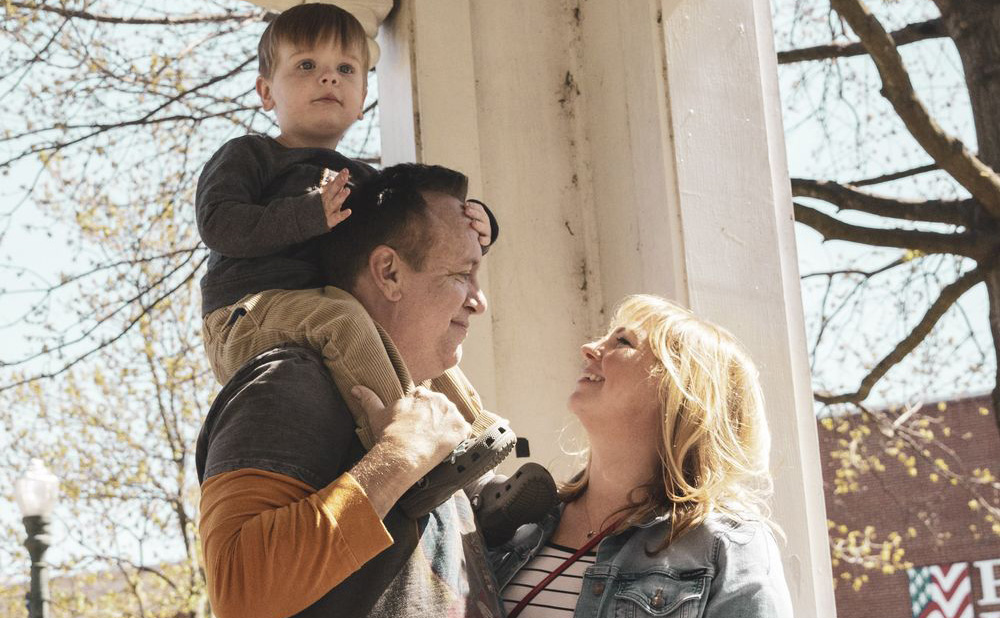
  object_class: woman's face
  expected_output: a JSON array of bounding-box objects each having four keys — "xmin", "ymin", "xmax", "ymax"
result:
[{"xmin": 568, "ymin": 326, "xmax": 663, "ymax": 442}]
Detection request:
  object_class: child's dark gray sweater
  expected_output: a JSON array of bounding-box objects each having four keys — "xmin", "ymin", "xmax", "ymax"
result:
[{"xmin": 196, "ymin": 134, "xmax": 375, "ymax": 315}]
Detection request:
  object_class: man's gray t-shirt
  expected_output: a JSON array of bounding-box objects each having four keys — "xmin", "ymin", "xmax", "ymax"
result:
[{"xmin": 196, "ymin": 345, "xmax": 503, "ymax": 617}]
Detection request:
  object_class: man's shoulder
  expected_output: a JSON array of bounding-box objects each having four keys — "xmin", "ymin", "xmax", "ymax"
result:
[
  {"xmin": 220, "ymin": 344, "xmax": 333, "ymax": 399},
  {"xmin": 196, "ymin": 345, "xmax": 359, "ymax": 487}
]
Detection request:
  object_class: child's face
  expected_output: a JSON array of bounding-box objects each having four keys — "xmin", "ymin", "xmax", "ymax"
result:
[{"xmin": 256, "ymin": 39, "xmax": 367, "ymax": 149}]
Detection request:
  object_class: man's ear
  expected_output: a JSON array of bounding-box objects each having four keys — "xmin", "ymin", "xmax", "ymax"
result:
[
  {"xmin": 368, "ymin": 245, "xmax": 403, "ymax": 302},
  {"xmin": 256, "ymin": 75, "xmax": 275, "ymax": 111}
]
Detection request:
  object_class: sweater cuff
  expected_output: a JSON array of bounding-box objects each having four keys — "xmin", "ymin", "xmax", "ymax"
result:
[
  {"xmin": 298, "ymin": 190, "xmax": 330, "ymax": 238},
  {"xmin": 316, "ymin": 473, "xmax": 393, "ymax": 565}
]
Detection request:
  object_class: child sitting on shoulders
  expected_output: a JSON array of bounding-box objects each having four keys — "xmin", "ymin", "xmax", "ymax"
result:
[{"xmin": 195, "ymin": 3, "xmax": 553, "ymax": 533}]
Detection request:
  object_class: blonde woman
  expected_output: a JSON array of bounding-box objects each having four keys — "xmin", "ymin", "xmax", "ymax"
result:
[{"xmin": 491, "ymin": 294, "xmax": 793, "ymax": 618}]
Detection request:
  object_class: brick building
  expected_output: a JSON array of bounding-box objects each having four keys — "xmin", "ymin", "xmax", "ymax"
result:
[{"xmin": 816, "ymin": 394, "xmax": 1000, "ymax": 617}]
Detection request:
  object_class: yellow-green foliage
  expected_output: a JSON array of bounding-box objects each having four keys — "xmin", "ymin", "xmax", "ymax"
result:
[{"xmin": 819, "ymin": 405, "xmax": 1000, "ymax": 591}]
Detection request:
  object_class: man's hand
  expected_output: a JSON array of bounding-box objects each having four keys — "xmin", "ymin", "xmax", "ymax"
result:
[
  {"xmin": 321, "ymin": 168, "xmax": 352, "ymax": 229},
  {"xmin": 349, "ymin": 386, "xmax": 471, "ymax": 517},
  {"xmin": 464, "ymin": 200, "xmax": 491, "ymax": 247}
]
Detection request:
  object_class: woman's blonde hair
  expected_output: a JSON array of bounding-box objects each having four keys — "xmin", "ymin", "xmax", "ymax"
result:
[{"xmin": 561, "ymin": 294, "xmax": 775, "ymax": 548}]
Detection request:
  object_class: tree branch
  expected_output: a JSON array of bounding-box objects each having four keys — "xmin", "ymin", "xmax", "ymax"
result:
[
  {"xmin": 814, "ymin": 267, "xmax": 985, "ymax": 404},
  {"xmin": 851, "ymin": 163, "xmax": 938, "ymax": 187},
  {"xmin": 1, "ymin": 56, "xmax": 256, "ymax": 151},
  {"xmin": 801, "ymin": 256, "xmax": 908, "ymax": 280},
  {"xmin": 829, "ymin": 0, "xmax": 1000, "ymax": 218},
  {"xmin": 134, "ymin": 55, "xmax": 257, "ymax": 126},
  {"xmin": 985, "ymin": 266, "xmax": 1000, "ymax": 437},
  {"xmin": 792, "ymin": 178, "xmax": 976, "ymax": 226},
  {"xmin": 793, "ymin": 201, "xmax": 979, "ymax": 257},
  {"xmin": 0, "ymin": 107, "xmax": 255, "ymax": 168},
  {"xmin": 7, "ymin": 2, "xmax": 260, "ymax": 25},
  {"xmin": 0, "ymin": 247, "xmax": 199, "ymax": 295},
  {"xmin": 2, "ymin": 252, "xmax": 199, "ymax": 366},
  {"xmin": 777, "ymin": 18, "xmax": 946, "ymax": 64},
  {"xmin": 0, "ymin": 254, "xmax": 207, "ymax": 390}
]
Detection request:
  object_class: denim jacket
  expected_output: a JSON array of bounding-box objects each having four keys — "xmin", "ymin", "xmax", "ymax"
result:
[{"xmin": 490, "ymin": 507, "xmax": 793, "ymax": 618}]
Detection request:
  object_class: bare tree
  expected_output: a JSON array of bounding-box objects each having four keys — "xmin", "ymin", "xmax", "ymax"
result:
[
  {"xmin": 0, "ymin": 2, "xmax": 377, "ymax": 614},
  {"xmin": 780, "ymin": 0, "xmax": 1000, "ymax": 419},
  {"xmin": 775, "ymin": 0, "xmax": 1000, "ymax": 590}
]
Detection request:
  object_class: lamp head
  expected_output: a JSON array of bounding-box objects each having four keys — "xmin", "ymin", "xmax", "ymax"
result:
[{"xmin": 14, "ymin": 459, "xmax": 59, "ymax": 518}]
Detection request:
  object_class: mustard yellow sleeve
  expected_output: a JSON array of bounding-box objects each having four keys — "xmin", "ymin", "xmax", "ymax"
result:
[{"xmin": 199, "ymin": 468, "xmax": 394, "ymax": 618}]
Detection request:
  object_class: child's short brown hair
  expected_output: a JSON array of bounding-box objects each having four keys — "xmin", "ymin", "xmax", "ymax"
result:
[{"xmin": 258, "ymin": 3, "xmax": 370, "ymax": 79}]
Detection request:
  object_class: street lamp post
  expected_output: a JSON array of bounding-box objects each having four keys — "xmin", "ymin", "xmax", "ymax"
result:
[{"xmin": 14, "ymin": 459, "xmax": 59, "ymax": 618}]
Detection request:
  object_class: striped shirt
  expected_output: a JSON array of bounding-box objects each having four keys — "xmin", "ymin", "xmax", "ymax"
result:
[{"xmin": 501, "ymin": 542, "xmax": 596, "ymax": 617}]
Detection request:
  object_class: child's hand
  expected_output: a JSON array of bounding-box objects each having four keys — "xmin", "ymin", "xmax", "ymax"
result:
[
  {"xmin": 464, "ymin": 199, "xmax": 491, "ymax": 247},
  {"xmin": 321, "ymin": 168, "xmax": 352, "ymax": 229}
]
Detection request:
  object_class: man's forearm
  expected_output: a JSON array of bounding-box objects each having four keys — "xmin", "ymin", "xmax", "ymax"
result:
[
  {"xmin": 350, "ymin": 440, "xmax": 426, "ymax": 518},
  {"xmin": 348, "ymin": 385, "xmax": 471, "ymax": 517}
]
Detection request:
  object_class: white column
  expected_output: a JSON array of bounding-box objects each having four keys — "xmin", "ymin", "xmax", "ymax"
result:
[
  {"xmin": 378, "ymin": 1, "xmax": 834, "ymax": 614},
  {"xmin": 656, "ymin": 2, "xmax": 834, "ymax": 612}
]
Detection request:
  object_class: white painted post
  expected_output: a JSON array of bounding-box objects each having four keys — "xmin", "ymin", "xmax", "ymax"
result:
[
  {"xmin": 656, "ymin": 2, "xmax": 835, "ymax": 613},
  {"xmin": 377, "ymin": 0, "xmax": 835, "ymax": 614}
]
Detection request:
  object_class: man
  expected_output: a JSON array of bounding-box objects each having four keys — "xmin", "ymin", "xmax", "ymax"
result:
[{"xmin": 195, "ymin": 163, "xmax": 504, "ymax": 618}]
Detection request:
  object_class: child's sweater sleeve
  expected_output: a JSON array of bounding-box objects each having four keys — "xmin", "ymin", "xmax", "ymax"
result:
[{"xmin": 196, "ymin": 137, "xmax": 330, "ymax": 258}]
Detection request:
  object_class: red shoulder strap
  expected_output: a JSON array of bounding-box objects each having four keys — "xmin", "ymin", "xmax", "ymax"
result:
[{"xmin": 506, "ymin": 521, "xmax": 620, "ymax": 618}]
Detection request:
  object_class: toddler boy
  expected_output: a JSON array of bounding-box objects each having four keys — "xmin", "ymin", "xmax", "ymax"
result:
[{"xmin": 196, "ymin": 3, "xmax": 524, "ymax": 520}]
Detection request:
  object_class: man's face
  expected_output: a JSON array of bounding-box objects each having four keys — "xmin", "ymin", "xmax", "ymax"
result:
[
  {"xmin": 390, "ymin": 192, "xmax": 487, "ymax": 383},
  {"xmin": 256, "ymin": 39, "xmax": 367, "ymax": 149}
]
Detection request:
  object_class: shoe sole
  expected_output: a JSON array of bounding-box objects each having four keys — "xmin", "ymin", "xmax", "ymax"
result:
[
  {"xmin": 399, "ymin": 419, "xmax": 517, "ymax": 519},
  {"xmin": 478, "ymin": 462, "xmax": 559, "ymax": 546}
]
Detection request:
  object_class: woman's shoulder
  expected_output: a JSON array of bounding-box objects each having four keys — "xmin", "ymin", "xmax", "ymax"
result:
[
  {"xmin": 698, "ymin": 512, "xmax": 777, "ymax": 544},
  {"xmin": 625, "ymin": 511, "xmax": 779, "ymax": 563},
  {"xmin": 681, "ymin": 512, "xmax": 785, "ymax": 578},
  {"xmin": 698, "ymin": 513, "xmax": 793, "ymax": 613}
]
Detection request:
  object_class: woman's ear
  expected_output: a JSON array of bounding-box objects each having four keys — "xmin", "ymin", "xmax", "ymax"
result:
[{"xmin": 368, "ymin": 245, "xmax": 403, "ymax": 301}]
